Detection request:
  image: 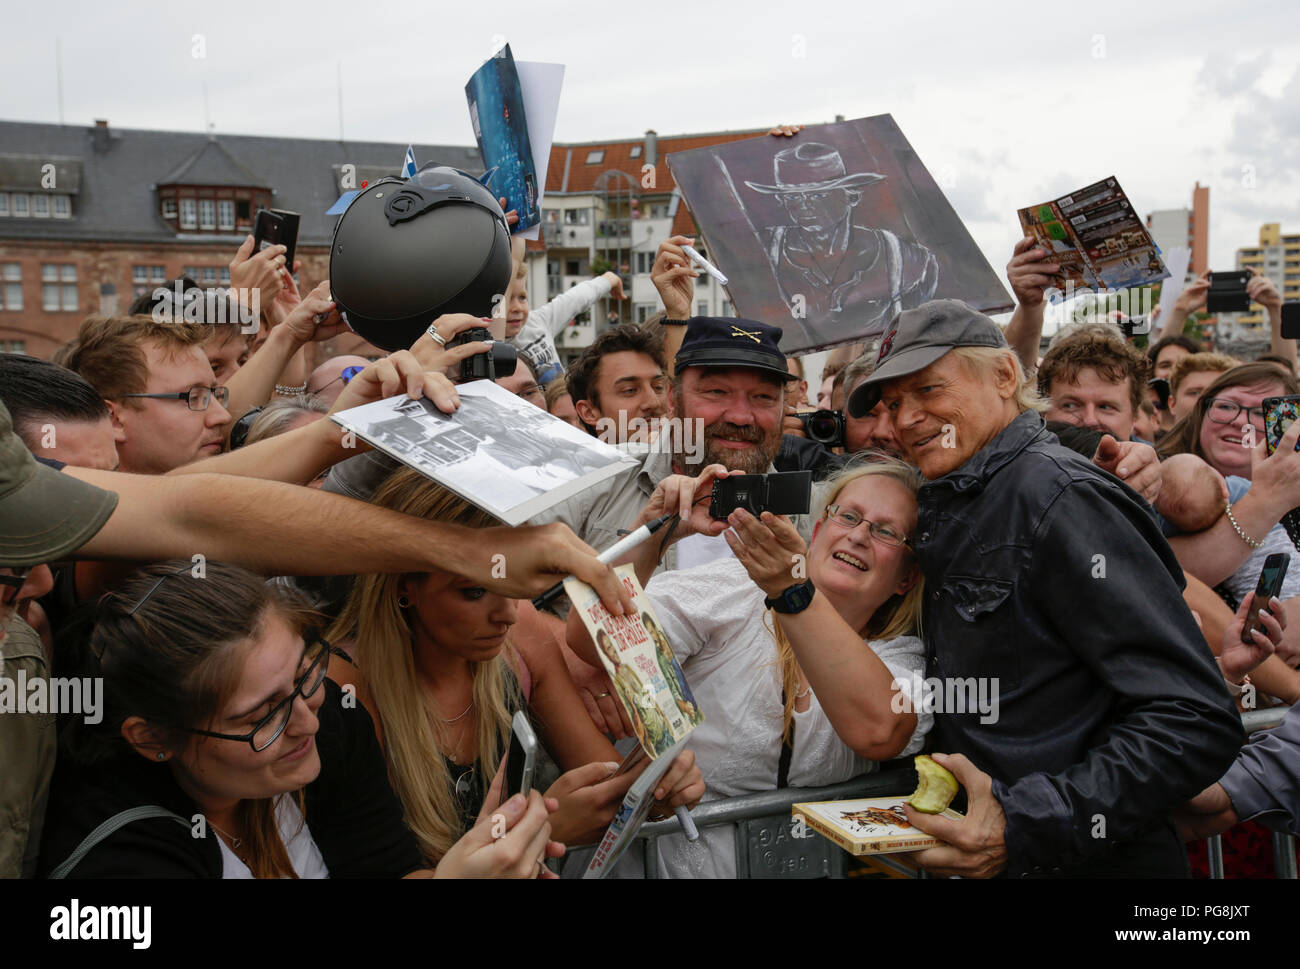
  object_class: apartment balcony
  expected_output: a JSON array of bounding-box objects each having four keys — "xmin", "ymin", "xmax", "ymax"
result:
[{"xmin": 544, "ymin": 220, "xmax": 592, "ymax": 250}]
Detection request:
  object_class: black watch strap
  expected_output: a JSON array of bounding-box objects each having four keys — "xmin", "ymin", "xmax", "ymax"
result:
[
  {"xmin": 661, "ymin": 317, "xmax": 690, "ymax": 327},
  {"xmin": 765, "ymin": 579, "xmax": 816, "ymax": 614}
]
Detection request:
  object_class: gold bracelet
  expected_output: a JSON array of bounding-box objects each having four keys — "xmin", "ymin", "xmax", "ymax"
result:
[{"xmin": 1224, "ymin": 503, "xmax": 1265, "ymax": 549}]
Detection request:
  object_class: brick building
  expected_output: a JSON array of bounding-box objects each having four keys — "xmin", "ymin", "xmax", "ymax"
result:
[{"xmin": 0, "ymin": 119, "xmax": 482, "ymax": 358}]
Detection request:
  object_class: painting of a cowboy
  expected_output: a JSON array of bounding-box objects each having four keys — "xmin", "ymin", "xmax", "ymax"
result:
[
  {"xmin": 666, "ymin": 115, "xmax": 1013, "ymax": 354},
  {"xmin": 745, "ymin": 142, "xmax": 938, "ymax": 329}
]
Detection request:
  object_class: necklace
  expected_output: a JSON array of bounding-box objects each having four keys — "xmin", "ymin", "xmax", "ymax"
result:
[
  {"xmin": 444, "ymin": 699, "xmax": 474, "ymax": 724},
  {"xmin": 209, "ymin": 818, "xmax": 251, "ymax": 866}
]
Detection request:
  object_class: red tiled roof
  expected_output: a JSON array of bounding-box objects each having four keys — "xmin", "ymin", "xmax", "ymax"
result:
[{"xmin": 544, "ymin": 128, "xmax": 768, "ymax": 196}]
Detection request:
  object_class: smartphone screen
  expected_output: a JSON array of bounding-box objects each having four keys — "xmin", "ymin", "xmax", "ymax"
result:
[{"xmin": 1263, "ymin": 396, "xmax": 1300, "ymax": 456}]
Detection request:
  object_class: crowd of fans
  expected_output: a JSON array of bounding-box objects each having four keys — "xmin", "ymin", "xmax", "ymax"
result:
[{"xmin": 4, "ymin": 133, "xmax": 1300, "ymax": 880}]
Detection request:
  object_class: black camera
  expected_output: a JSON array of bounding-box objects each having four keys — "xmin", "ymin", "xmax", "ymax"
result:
[
  {"xmin": 709, "ymin": 471, "xmax": 812, "ymax": 520},
  {"xmin": 1282, "ymin": 302, "xmax": 1299, "ymax": 340},
  {"xmin": 451, "ymin": 325, "xmax": 518, "ymax": 382},
  {"xmin": 1117, "ymin": 314, "xmax": 1151, "ymax": 338},
  {"xmin": 796, "ymin": 409, "xmax": 846, "ymax": 448},
  {"xmin": 1206, "ymin": 271, "xmax": 1252, "ymax": 314}
]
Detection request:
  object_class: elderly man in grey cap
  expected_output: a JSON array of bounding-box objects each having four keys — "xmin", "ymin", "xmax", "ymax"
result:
[{"xmin": 845, "ymin": 299, "xmax": 1252, "ymax": 878}]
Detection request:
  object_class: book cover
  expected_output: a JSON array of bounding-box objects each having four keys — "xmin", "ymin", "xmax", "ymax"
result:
[
  {"xmin": 565, "ymin": 565, "xmax": 704, "ymax": 877},
  {"xmin": 466, "ymin": 44, "xmax": 540, "ymax": 233},
  {"xmin": 1017, "ymin": 176, "xmax": 1169, "ymax": 293},
  {"xmin": 792, "ymin": 796, "xmax": 963, "ymax": 856},
  {"xmin": 329, "ymin": 380, "xmax": 633, "ymax": 525}
]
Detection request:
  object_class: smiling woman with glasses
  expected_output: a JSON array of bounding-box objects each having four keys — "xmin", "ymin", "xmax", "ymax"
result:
[
  {"xmin": 40, "ymin": 561, "xmax": 562, "ymax": 879},
  {"xmin": 565, "ymin": 454, "xmax": 932, "ymax": 877}
]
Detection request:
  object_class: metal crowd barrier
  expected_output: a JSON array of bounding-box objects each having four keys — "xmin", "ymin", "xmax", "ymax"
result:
[
  {"xmin": 1206, "ymin": 704, "xmax": 1296, "ymax": 879},
  {"xmin": 624, "ymin": 706, "xmax": 1297, "ymax": 880},
  {"xmin": 631, "ymin": 768, "xmax": 917, "ymax": 879}
]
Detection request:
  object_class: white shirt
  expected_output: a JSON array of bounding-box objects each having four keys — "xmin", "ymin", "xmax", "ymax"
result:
[
  {"xmin": 623, "ymin": 557, "xmax": 930, "ymax": 878},
  {"xmin": 217, "ymin": 795, "xmax": 329, "ymax": 879}
]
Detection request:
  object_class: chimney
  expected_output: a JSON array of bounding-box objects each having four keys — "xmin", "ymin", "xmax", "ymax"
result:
[
  {"xmin": 92, "ymin": 119, "xmax": 110, "ymax": 152},
  {"xmin": 834, "ymin": 114, "xmax": 845, "ymax": 123},
  {"xmin": 645, "ymin": 129, "xmax": 658, "ymax": 167}
]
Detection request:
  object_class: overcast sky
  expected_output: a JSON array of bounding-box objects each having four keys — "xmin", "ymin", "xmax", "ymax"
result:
[{"xmin": 3, "ymin": 0, "xmax": 1298, "ymax": 308}]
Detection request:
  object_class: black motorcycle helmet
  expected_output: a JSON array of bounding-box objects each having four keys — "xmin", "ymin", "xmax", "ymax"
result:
[{"xmin": 329, "ymin": 164, "xmax": 513, "ymax": 352}]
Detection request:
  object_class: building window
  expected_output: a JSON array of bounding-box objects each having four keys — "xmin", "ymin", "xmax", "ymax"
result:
[
  {"xmin": 180, "ymin": 198, "xmax": 197, "ymax": 229},
  {"xmin": 585, "ymin": 150, "xmax": 605, "ymax": 165},
  {"xmin": 565, "ymin": 259, "xmax": 581, "ymax": 276},
  {"xmin": 133, "ymin": 265, "xmax": 167, "ymax": 297},
  {"xmin": 1, "ymin": 340, "xmax": 26, "ymax": 354},
  {"xmin": 52, "ymin": 195, "xmax": 70, "ymax": 218},
  {"xmin": 721, "ymin": 299, "xmax": 732, "ymax": 317},
  {"xmin": 636, "ymin": 303, "xmax": 655, "ymax": 323},
  {"xmin": 199, "ymin": 199, "xmax": 216, "ymax": 230},
  {"xmin": 629, "ymin": 146, "xmax": 642, "ymax": 158},
  {"xmin": 12, "ymin": 194, "xmax": 29, "ymax": 217},
  {"xmin": 161, "ymin": 197, "xmax": 177, "ymax": 220},
  {"xmin": 697, "ymin": 302, "xmax": 708, "ymax": 316},
  {"xmin": 218, "ymin": 200, "xmax": 235, "ymax": 230},
  {"xmin": 31, "ymin": 194, "xmax": 50, "ymax": 218},
  {"xmin": 634, "ymin": 251, "xmax": 654, "ymax": 275},
  {"xmin": 564, "ymin": 208, "xmax": 588, "ymax": 225},
  {"xmin": 0, "ymin": 264, "xmax": 21, "ymax": 311},
  {"xmin": 0, "ymin": 193, "xmax": 7, "ymax": 217},
  {"xmin": 201, "ymin": 267, "xmax": 219, "ymax": 284},
  {"xmin": 42, "ymin": 264, "xmax": 77, "ymax": 312},
  {"xmin": 237, "ymin": 200, "xmax": 251, "ymax": 223}
]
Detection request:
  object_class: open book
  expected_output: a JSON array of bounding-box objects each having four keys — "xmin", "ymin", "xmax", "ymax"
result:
[
  {"xmin": 564, "ymin": 564, "xmax": 704, "ymax": 878},
  {"xmin": 792, "ymin": 796, "xmax": 962, "ymax": 856},
  {"xmin": 329, "ymin": 380, "xmax": 633, "ymax": 525},
  {"xmin": 1018, "ymin": 176, "xmax": 1169, "ymax": 293}
]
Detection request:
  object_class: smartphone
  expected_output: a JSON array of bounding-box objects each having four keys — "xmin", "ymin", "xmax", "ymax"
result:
[
  {"xmin": 1263, "ymin": 396, "xmax": 1300, "ymax": 456},
  {"xmin": 1242, "ymin": 552, "xmax": 1290, "ymax": 643},
  {"xmin": 1206, "ymin": 270, "xmax": 1252, "ymax": 313},
  {"xmin": 1282, "ymin": 302, "xmax": 1300, "ymax": 340},
  {"xmin": 501, "ymin": 710, "xmax": 538, "ymax": 804},
  {"xmin": 252, "ymin": 208, "xmax": 300, "ymax": 274}
]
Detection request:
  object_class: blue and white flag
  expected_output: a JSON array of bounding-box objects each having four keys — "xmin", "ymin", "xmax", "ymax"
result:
[{"xmin": 402, "ymin": 145, "xmax": 418, "ymax": 178}]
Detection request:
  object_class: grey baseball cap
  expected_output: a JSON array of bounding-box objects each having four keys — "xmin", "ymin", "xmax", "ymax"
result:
[
  {"xmin": 846, "ymin": 300, "xmax": 1008, "ymax": 417},
  {"xmin": 0, "ymin": 397, "xmax": 118, "ymax": 567}
]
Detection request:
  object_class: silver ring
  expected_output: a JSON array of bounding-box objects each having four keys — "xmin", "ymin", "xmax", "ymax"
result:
[
  {"xmin": 427, "ymin": 325, "xmax": 448, "ymax": 347},
  {"xmin": 595, "ymin": 692, "xmax": 611, "ymax": 699}
]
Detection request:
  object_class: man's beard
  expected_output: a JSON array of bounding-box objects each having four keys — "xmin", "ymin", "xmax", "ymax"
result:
[{"xmin": 678, "ymin": 419, "xmax": 781, "ymax": 477}]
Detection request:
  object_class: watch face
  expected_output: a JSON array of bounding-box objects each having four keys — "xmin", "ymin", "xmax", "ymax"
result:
[{"xmin": 786, "ymin": 587, "xmax": 811, "ymax": 609}]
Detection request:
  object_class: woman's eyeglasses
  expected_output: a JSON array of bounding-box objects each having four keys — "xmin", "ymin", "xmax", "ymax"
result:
[
  {"xmin": 823, "ymin": 505, "xmax": 910, "ymax": 548},
  {"xmin": 1205, "ymin": 398, "xmax": 1268, "ymax": 426},
  {"xmin": 183, "ymin": 633, "xmax": 343, "ymax": 752}
]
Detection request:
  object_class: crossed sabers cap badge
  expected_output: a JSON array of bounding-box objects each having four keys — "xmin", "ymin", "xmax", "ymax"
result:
[{"xmin": 729, "ymin": 326, "xmax": 762, "ymax": 344}]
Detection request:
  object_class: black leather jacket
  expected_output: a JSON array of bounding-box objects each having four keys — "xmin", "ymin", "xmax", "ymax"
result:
[{"xmin": 916, "ymin": 411, "xmax": 1242, "ymax": 877}]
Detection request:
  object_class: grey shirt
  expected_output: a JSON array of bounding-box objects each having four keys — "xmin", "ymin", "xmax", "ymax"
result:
[{"xmin": 1221, "ymin": 705, "xmax": 1300, "ymax": 835}]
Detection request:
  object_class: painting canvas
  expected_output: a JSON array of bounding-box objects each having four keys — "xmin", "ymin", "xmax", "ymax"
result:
[{"xmin": 667, "ymin": 115, "xmax": 1012, "ymax": 354}]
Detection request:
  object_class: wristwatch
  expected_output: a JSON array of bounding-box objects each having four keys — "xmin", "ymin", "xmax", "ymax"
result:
[
  {"xmin": 765, "ymin": 579, "xmax": 815, "ymax": 615},
  {"xmin": 661, "ymin": 317, "xmax": 690, "ymax": 327}
]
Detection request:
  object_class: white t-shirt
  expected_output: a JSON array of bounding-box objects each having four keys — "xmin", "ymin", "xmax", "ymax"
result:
[
  {"xmin": 625, "ymin": 557, "xmax": 930, "ymax": 878},
  {"xmin": 217, "ymin": 795, "xmax": 329, "ymax": 879}
]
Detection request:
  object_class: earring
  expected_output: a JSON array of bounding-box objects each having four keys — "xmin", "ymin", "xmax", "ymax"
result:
[
  {"xmin": 398, "ymin": 595, "xmax": 411, "ymax": 609},
  {"xmin": 156, "ymin": 753, "xmax": 167, "ymax": 761}
]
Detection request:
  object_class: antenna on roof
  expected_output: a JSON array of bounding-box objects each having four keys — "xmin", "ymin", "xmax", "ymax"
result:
[
  {"xmin": 55, "ymin": 36, "xmax": 64, "ymax": 125},
  {"xmin": 203, "ymin": 82, "xmax": 214, "ymax": 136}
]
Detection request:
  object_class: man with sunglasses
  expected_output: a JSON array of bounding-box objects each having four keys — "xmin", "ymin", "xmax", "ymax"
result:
[{"xmin": 62, "ymin": 315, "xmax": 232, "ymax": 474}]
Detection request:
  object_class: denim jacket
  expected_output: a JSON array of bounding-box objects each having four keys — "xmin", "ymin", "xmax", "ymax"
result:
[{"xmin": 916, "ymin": 410, "xmax": 1242, "ymax": 877}]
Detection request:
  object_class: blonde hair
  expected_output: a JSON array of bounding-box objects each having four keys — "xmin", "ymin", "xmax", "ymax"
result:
[
  {"xmin": 1168, "ymin": 352, "xmax": 1239, "ymax": 397},
  {"xmin": 768, "ymin": 457, "xmax": 926, "ymax": 743},
  {"xmin": 328, "ymin": 468, "xmax": 521, "ymax": 865},
  {"xmin": 950, "ymin": 345, "xmax": 1047, "ymax": 414}
]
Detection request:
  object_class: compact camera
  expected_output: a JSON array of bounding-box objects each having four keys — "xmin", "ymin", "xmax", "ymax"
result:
[
  {"xmin": 451, "ymin": 325, "xmax": 518, "ymax": 382},
  {"xmin": 709, "ymin": 471, "xmax": 812, "ymax": 520}
]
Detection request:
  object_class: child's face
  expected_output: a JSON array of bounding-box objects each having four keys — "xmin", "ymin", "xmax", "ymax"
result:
[{"xmin": 503, "ymin": 272, "xmax": 530, "ymax": 339}]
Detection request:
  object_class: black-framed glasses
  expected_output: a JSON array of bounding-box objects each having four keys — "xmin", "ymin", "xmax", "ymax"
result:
[
  {"xmin": 824, "ymin": 505, "xmax": 911, "ymax": 548},
  {"xmin": 185, "ymin": 633, "xmax": 340, "ymax": 752},
  {"xmin": 118, "ymin": 385, "xmax": 230, "ymax": 411},
  {"xmin": 1205, "ymin": 398, "xmax": 1267, "ymax": 426},
  {"xmin": 0, "ymin": 567, "xmax": 32, "ymax": 607}
]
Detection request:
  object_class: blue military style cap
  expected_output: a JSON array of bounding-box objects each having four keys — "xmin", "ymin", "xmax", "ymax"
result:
[{"xmin": 673, "ymin": 317, "xmax": 796, "ymax": 382}]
